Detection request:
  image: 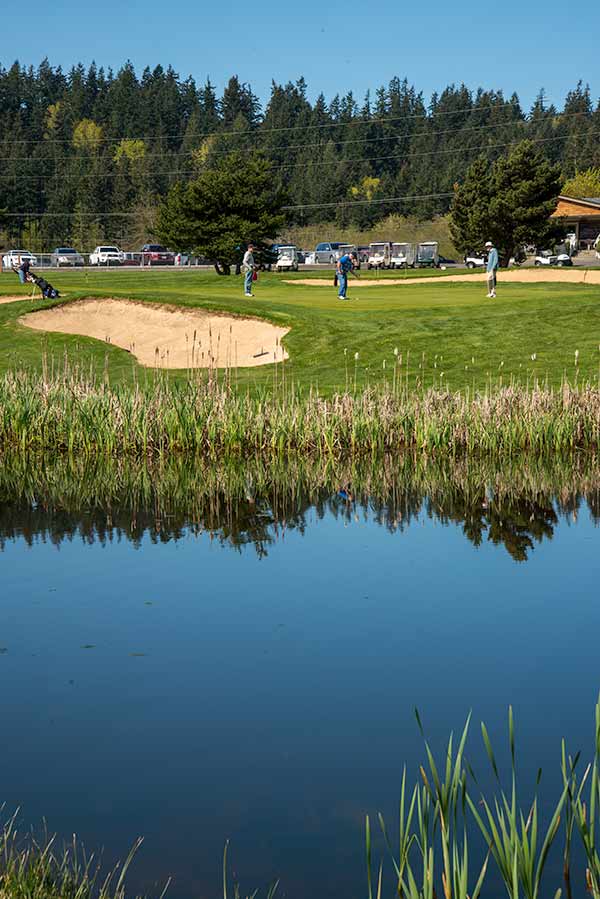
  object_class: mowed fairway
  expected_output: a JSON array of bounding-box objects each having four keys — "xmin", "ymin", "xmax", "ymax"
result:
[{"xmin": 1, "ymin": 267, "xmax": 599, "ymax": 392}]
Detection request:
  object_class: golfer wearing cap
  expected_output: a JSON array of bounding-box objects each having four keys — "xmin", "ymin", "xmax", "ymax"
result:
[
  {"xmin": 485, "ymin": 241, "xmax": 499, "ymax": 298},
  {"xmin": 242, "ymin": 243, "xmax": 256, "ymax": 297},
  {"xmin": 336, "ymin": 251, "xmax": 357, "ymax": 300}
]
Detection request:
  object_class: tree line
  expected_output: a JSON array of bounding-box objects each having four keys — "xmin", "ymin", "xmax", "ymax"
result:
[{"xmin": 0, "ymin": 59, "xmax": 598, "ymax": 249}]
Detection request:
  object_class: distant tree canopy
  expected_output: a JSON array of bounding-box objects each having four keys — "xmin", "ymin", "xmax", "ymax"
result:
[
  {"xmin": 450, "ymin": 141, "xmax": 562, "ymax": 263},
  {"xmin": 0, "ymin": 60, "xmax": 597, "ymax": 249},
  {"xmin": 157, "ymin": 152, "xmax": 286, "ymax": 273},
  {"xmin": 562, "ymin": 167, "xmax": 600, "ymax": 198}
]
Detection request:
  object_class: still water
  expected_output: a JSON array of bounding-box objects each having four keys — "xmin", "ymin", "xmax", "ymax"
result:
[{"xmin": 1, "ymin": 455, "xmax": 599, "ymax": 898}]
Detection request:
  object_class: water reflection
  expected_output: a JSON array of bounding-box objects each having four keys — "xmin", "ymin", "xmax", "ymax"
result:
[{"xmin": 1, "ymin": 452, "xmax": 599, "ymax": 561}]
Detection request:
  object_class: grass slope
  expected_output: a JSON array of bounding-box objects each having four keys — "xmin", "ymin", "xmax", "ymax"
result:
[{"xmin": 1, "ymin": 267, "xmax": 599, "ymax": 392}]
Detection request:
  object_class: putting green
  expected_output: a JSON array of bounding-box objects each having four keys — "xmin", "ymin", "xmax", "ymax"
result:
[{"xmin": 1, "ymin": 268, "xmax": 599, "ymax": 392}]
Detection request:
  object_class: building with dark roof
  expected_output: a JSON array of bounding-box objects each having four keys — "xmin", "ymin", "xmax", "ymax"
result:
[{"xmin": 551, "ymin": 196, "xmax": 600, "ymax": 248}]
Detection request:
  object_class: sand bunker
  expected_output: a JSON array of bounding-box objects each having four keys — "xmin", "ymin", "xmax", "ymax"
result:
[
  {"xmin": 21, "ymin": 298, "xmax": 289, "ymax": 369},
  {"xmin": 287, "ymin": 269, "xmax": 600, "ymax": 287}
]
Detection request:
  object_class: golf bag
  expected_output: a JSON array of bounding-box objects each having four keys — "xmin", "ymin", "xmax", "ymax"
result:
[{"xmin": 32, "ymin": 275, "xmax": 60, "ymax": 299}]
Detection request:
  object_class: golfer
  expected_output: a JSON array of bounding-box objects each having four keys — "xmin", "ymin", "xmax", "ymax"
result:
[
  {"xmin": 17, "ymin": 257, "xmax": 31, "ymax": 284},
  {"xmin": 336, "ymin": 251, "xmax": 357, "ymax": 300},
  {"xmin": 242, "ymin": 243, "xmax": 256, "ymax": 297},
  {"xmin": 485, "ymin": 241, "xmax": 498, "ymax": 298}
]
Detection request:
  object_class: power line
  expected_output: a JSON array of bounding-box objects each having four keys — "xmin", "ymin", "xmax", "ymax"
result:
[
  {"xmin": 0, "ymin": 190, "xmax": 457, "ymax": 217},
  {"xmin": 1, "ymin": 128, "xmax": 594, "ymax": 182},
  {"xmin": 282, "ymin": 192, "xmax": 455, "ymax": 210},
  {"xmin": 0, "ymin": 98, "xmax": 536, "ymax": 145},
  {"xmin": 0, "ymin": 110, "xmax": 590, "ymax": 165}
]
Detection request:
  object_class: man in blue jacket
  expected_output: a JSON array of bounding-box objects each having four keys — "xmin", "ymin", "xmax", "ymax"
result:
[
  {"xmin": 485, "ymin": 240, "xmax": 499, "ymax": 298},
  {"xmin": 336, "ymin": 252, "xmax": 357, "ymax": 300}
]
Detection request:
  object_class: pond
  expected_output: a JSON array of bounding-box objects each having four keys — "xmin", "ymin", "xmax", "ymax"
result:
[{"xmin": 1, "ymin": 454, "xmax": 599, "ymax": 898}]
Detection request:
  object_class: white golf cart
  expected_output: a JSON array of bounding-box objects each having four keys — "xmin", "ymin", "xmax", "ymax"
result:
[
  {"xmin": 367, "ymin": 241, "xmax": 392, "ymax": 269},
  {"xmin": 390, "ymin": 242, "xmax": 415, "ymax": 268},
  {"xmin": 464, "ymin": 251, "xmax": 487, "ymax": 269},
  {"xmin": 275, "ymin": 246, "xmax": 299, "ymax": 272}
]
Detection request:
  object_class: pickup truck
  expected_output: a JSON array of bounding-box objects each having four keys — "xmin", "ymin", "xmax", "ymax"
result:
[{"xmin": 90, "ymin": 246, "xmax": 124, "ymax": 266}]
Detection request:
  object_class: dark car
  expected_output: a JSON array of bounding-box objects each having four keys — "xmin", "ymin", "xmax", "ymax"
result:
[
  {"xmin": 256, "ymin": 245, "xmax": 279, "ymax": 271},
  {"xmin": 140, "ymin": 244, "xmax": 175, "ymax": 266}
]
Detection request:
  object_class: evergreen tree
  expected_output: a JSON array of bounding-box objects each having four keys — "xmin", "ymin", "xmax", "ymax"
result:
[
  {"xmin": 451, "ymin": 141, "xmax": 561, "ymax": 263},
  {"xmin": 157, "ymin": 152, "xmax": 286, "ymax": 274}
]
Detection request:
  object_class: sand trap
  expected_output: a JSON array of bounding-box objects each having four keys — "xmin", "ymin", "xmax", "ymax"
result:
[
  {"xmin": 21, "ymin": 298, "xmax": 289, "ymax": 369},
  {"xmin": 287, "ymin": 269, "xmax": 600, "ymax": 287}
]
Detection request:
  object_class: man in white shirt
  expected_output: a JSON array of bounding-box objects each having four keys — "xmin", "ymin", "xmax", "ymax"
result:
[{"xmin": 242, "ymin": 243, "xmax": 256, "ymax": 297}]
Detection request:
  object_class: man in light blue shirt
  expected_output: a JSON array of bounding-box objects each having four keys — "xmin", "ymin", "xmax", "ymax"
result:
[
  {"xmin": 336, "ymin": 252, "xmax": 357, "ymax": 300},
  {"xmin": 485, "ymin": 240, "xmax": 499, "ymax": 298}
]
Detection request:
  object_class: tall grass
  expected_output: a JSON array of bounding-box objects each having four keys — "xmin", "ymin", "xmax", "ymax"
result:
[
  {"xmin": 2, "ymin": 365, "xmax": 600, "ymax": 455},
  {"xmin": 370, "ymin": 699, "xmax": 600, "ymax": 899}
]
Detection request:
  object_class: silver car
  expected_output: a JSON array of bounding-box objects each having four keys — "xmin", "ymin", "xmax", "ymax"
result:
[
  {"xmin": 314, "ymin": 242, "xmax": 342, "ymax": 264},
  {"xmin": 51, "ymin": 247, "xmax": 85, "ymax": 267}
]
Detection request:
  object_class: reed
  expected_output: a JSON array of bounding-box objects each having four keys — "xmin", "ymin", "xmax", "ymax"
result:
[
  {"xmin": 2, "ymin": 364, "xmax": 600, "ymax": 456},
  {"xmin": 370, "ymin": 698, "xmax": 600, "ymax": 899},
  {"xmin": 0, "ymin": 814, "xmax": 150, "ymax": 899}
]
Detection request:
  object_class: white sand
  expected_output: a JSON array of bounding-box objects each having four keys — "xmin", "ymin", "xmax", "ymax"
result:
[
  {"xmin": 21, "ymin": 298, "xmax": 289, "ymax": 369},
  {"xmin": 286, "ymin": 269, "xmax": 600, "ymax": 287}
]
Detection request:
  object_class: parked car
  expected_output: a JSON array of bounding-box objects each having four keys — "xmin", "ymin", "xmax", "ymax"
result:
[
  {"xmin": 254, "ymin": 245, "xmax": 279, "ymax": 271},
  {"xmin": 367, "ymin": 241, "xmax": 392, "ymax": 269},
  {"xmin": 314, "ymin": 242, "xmax": 342, "ymax": 264},
  {"xmin": 464, "ymin": 251, "xmax": 487, "ymax": 269},
  {"xmin": 2, "ymin": 249, "xmax": 37, "ymax": 269},
  {"xmin": 140, "ymin": 244, "xmax": 175, "ymax": 266},
  {"xmin": 51, "ymin": 247, "xmax": 84, "ymax": 267},
  {"xmin": 275, "ymin": 246, "xmax": 299, "ymax": 272},
  {"xmin": 121, "ymin": 252, "xmax": 142, "ymax": 266},
  {"xmin": 391, "ymin": 242, "xmax": 415, "ymax": 268},
  {"xmin": 415, "ymin": 241, "xmax": 440, "ymax": 268},
  {"xmin": 90, "ymin": 245, "xmax": 124, "ymax": 266},
  {"xmin": 337, "ymin": 244, "xmax": 361, "ymax": 269}
]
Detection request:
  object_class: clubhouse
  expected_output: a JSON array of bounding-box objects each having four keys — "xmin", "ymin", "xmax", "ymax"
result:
[{"xmin": 551, "ymin": 195, "xmax": 600, "ymax": 249}]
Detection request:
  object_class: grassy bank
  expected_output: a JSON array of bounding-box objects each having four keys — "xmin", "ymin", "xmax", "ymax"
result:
[
  {"xmin": 2, "ymin": 368, "xmax": 600, "ymax": 455},
  {"xmin": 2, "ymin": 697, "xmax": 600, "ymax": 899},
  {"xmin": 2, "ymin": 268, "xmax": 600, "ymax": 393}
]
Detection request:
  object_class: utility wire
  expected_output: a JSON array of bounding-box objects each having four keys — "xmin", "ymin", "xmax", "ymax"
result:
[
  {"xmin": 1, "ymin": 191, "xmax": 457, "ymax": 216},
  {"xmin": 0, "ymin": 110, "xmax": 590, "ymax": 165},
  {"xmin": 1, "ymin": 129, "xmax": 594, "ymax": 181},
  {"xmin": 0, "ymin": 97, "xmax": 548, "ymax": 145}
]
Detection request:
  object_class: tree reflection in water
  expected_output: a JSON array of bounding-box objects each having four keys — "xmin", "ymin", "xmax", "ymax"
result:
[{"xmin": 1, "ymin": 453, "xmax": 599, "ymax": 562}]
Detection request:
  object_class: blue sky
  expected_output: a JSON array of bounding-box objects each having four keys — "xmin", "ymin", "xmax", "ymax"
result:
[{"xmin": 1, "ymin": 0, "xmax": 598, "ymax": 111}]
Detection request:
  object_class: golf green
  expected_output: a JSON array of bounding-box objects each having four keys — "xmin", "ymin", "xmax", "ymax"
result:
[{"xmin": 1, "ymin": 267, "xmax": 598, "ymax": 392}]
